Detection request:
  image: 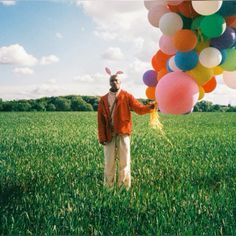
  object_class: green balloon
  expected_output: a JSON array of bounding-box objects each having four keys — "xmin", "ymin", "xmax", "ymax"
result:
[
  {"xmin": 221, "ymin": 49, "xmax": 236, "ymax": 71},
  {"xmin": 180, "ymin": 14, "xmax": 192, "ymax": 30},
  {"xmin": 200, "ymin": 14, "xmax": 226, "ymax": 38},
  {"xmin": 191, "ymin": 16, "xmax": 207, "ymax": 42}
]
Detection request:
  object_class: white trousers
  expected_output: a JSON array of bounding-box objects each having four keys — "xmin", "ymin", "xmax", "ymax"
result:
[{"xmin": 104, "ymin": 134, "xmax": 131, "ymax": 189}]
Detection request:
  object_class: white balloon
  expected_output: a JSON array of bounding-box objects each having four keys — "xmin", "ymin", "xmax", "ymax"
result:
[
  {"xmin": 223, "ymin": 71, "xmax": 236, "ymax": 89},
  {"xmin": 159, "ymin": 12, "xmax": 183, "ymax": 36},
  {"xmin": 199, "ymin": 47, "xmax": 222, "ymax": 68},
  {"xmin": 192, "ymin": 1, "xmax": 223, "ymax": 16},
  {"xmin": 168, "ymin": 56, "xmax": 182, "ymax": 72}
]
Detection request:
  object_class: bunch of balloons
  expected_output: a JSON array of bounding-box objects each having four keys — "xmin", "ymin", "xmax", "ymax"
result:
[{"xmin": 143, "ymin": 0, "xmax": 236, "ymax": 114}]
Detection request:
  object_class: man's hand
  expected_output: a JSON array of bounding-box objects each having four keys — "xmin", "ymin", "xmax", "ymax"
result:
[{"xmin": 148, "ymin": 102, "xmax": 156, "ymax": 110}]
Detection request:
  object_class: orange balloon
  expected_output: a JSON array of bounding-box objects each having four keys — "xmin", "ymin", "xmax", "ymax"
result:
[
  {"xmin": 152, "ymin": 50, "xmax": 172, "ymax": 72},
  {"xmin": 202, "ymin": 77, "xmax": 217, "ymax": 93},
  {"xmin": 145, "ymin": 87, "xmax": 156, "ymax": 100},
  {"xmin": 225, "ymin": 16, "xmax": 236, "ymax": 28},
  {"xmin": 167, "ymin": 4, "xmax": 179, "ymax": 13},
  {"xmin": 157, "ymin": 67, "xmax": 168, "ymax": 81},
  {"xmin": 178, "ymin": 1, "xmax": 199, "ymax": 18},
  {"xmin": 173, "ymin": 29, "xmax": 197, "ymax": 52}
]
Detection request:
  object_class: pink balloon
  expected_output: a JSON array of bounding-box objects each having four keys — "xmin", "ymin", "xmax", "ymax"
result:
[
  {"xmin": 144, "ymin": 0, "xmax": 166, "ymax": 10},
  {"xmin": 155, "ymin": 71, "xmax": 199, "ymax": 114},
  {"xmin": 148, "ymin": 5, "xmax": 170, "ymax": 27},
  {"xmin": 159, "ymin": 35, "xmax": 177, "ymax": 55}
]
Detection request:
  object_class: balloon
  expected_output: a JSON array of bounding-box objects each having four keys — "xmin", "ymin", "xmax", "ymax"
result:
[
  {"xmin": 157, "ymin": 67, "xmax": 168, "ymax": 81},
  {"xmin": 220, "ymin": 49, "xmax": 227, "ymax": 65},
  {"xmin": 181, "ymin": 14, "xmax": 193, "ymax": 29},
  {"xmin": 213, "ymin": 66, "xmax": 224, "ymax": 75},
  {"xmin": 217, "ymin": 1, "xmax": 236, "ymax": 17},
  {"xmin": 148, "ymin": 5, "xmax": 170, "ymax": 27},
  {"xmin": 198, "ymin": 86, "xmax": 205, "ymax": 100},
  {"xmin": 199, "ymin": 47, "xmax": 222, "ymax": 68},
  {"xmin": 146, "ymin": 86, "xmax": 156, "ymax": 100},
  {"xmin": 152, "ymin": 50, "xmax": 172, "ymax": 71},
  {"xmin": 159, "ymin": 35, "xmax": 177, "ymax": 55},
  {"xmin": 168, "ymin": 56, "xmax": 182, "ymax": 72},
  {"xmin": 178, "ymin": 1, "xmax": 199, "ymax": 18},
  {"xmin": 155, "ymin": 71, "xmax": 199, "ymax": 115},
  {"xmin": 200, "ymin": 14, "xmax": 226, "ymax": 38},
  {"xmin": 167, "ymin": 0, "xmax": 184, "ymax": 6},
  {"xmin": 159, "ymin": 12, "xmax": 183, "ymax": 36},
  {"xmin": 225, "ymin": 16, "xmax": 236, "ymax": 29},
  {"xmin": 223, "ymin": 71, "xmax": 236, "ymax": 89},
  {"xmin": 210, "ymin": 27, "xmax": 236, "ymax": 49},
  {"xmin": 144, "ymin": 0, "xmax": 166, "ymax": 10},
  {"xmin": 192, "ymin": 0, "xmax": 223, "ymax": 16},
  {"xmin": 175, "ymin": 50, "xmax": 199, "ymax": 71},
  {"xmin": 143, "ymin": 70, "xmax": 158, "ymax": 87},
  {"xmin": 173, "ymin": 29, "xmax": 197, "ymax": 52},
  {"xmin": 195, "ymin": 40, "xmax": 210, "ymax": 53},
  {"xmin": 221, "ymin": 48, "xmax": 236, "ymax": 71},
  {"xmin": 187, "ymin": 63, "xmax": 214, "ymax": 86},
  {"xmin": 203, "ymin": 77, "xmax": 217, "ymax": 93}
]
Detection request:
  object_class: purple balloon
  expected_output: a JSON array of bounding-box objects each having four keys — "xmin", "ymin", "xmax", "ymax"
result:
[
  {"xmin": 143, "ymin": 70, "xmax": 158, "ymax": 87},
  {"xmin": 211, "ymin": 27, "xmax": 236, "ymax": 49}
]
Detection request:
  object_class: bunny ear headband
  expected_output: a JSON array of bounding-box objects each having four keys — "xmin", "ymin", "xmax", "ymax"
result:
[{"xmin": 105, "ymin": 67, "xmax": 123, "ymax": 76}]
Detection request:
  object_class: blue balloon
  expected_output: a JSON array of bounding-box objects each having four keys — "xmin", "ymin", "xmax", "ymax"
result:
[
  {"xmin": 218, "ymin": 1, "xmax": 236, "ymax": 16},
  {"xmin": 211, "ymin": 27, "xmax": 236, "ymax": 49},
  {"xmin": 220, "ymin": 49, "xmax": 227, "ymax": 65},
  {"xmin": 175, "ymin": 50, "xmax": 199, "ymax": 71},
  {"xmin": 142, "ymin": 70, "xmax": 158, "ymax": 87}
]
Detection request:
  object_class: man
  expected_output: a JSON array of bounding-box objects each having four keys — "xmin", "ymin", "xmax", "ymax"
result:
[{"xmin": 97, "ymin": 68, "xmax": 155, "ymax": 189}]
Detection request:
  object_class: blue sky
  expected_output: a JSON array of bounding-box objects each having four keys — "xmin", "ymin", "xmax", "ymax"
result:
[{"xmin": 0, "ymin": 0, "xmax": 236, "ymax": 105}]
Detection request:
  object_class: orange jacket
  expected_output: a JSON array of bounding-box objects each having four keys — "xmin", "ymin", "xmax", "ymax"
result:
[{"xmin": 97, "ymin": 89, "xmax": 152, "ymax": 144}]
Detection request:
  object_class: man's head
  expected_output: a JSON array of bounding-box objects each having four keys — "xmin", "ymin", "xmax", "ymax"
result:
[{"xmin": 109, "ymin": 74, "xmax": 121, "ymax": 92}]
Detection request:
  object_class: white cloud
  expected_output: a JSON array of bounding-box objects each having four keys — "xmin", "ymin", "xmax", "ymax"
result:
[
  {"xmin": 73, "ymin": 73, "xmax": 104, "ymax": 83},
  {"xmin": 40, "ymin": 55, "xmax": 59, "ymax": 65},
  {"xmin": 0, "ymin": 44, "xmax": 38, "ymax": 66},
  {"xmin": 56, "ymin": 32, "xmax": 63, "ymax": 39},
  {"xmin": 102, "ymin": 47, "xmax": 124, "ymax": 61},
  {"xmin": 48, "ymin": 78, "xmax": 57, "ymax": 84},
  {"xmin": 14, "ymin": 67, "xmax": 34, "ymax": 75},
  {"xmin": 0, "ymin": 0, "xmax": 16, "ymax": 6}
]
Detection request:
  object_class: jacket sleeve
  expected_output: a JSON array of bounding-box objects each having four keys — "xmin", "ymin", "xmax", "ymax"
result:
[
  {"xmin": 128, "ymin": 93, "xmax": 152, "ymax": 115},
  {"xmin": 97, "ymin": 99, "xmax": 107, "ymax": 143}
]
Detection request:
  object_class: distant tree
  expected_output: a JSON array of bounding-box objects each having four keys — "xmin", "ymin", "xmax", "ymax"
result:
[
  {"xmin": 82, "ymin": 96, "xmax": 98, "ymax": 111},
  {"xmin": 16, "ymin": 101, "xmax": 31, "ymax": 111},
  {"xmin": 46, "ymin": 103, "xmax": 56, "ymax": 111},
  {"xmin": 31, "ymin": 100, "xmax": 46, "ymax": 111},
  {"xmin": 0, "ymin": 98, "xmax": 3, "ymax": 111},
  {"xmin": 71, "ymin": 97, "xmax": 93, "ymax": 111},
  {"xmin": 54, "ymin": 97, "xmax": 71, "ymax": 111}
]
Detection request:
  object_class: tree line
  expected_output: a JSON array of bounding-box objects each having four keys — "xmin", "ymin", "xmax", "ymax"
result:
[{"xmin": 0, "ymin": 96, "xmax": 236, "ymax": 112}]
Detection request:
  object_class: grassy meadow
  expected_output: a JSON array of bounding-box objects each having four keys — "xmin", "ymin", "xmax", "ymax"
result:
[{"xmin": 0, "ymin": 112, "xmax": 236, "ymax": 235}]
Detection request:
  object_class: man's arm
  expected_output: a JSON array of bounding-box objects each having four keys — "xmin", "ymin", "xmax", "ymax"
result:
[{"xmin": 128, "ymin": 93, "xmax": 154, "ymax": 115}]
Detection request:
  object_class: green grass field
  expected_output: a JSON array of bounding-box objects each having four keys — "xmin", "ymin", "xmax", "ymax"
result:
[{"xmin": 0, "ymin": 112, "xmax": 236, "ymax": 235}]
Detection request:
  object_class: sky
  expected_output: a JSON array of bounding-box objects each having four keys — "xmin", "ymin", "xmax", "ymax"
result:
[{"xmin": 0, "ymin": 0, "xmax": 236, "ymax": 105}]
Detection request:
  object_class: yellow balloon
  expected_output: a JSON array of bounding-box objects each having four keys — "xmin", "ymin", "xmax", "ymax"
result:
[
  {"xmin": 195, "ymin": 40, "xmax": 209, "ymax": 53},
  {"xmin": 198, "ymin": 86, "xmax": 205, "ymax": 100},
  {"xmin": 213, "ymin": 66, "xmax": 224, "ymax": 75},
  {"xmin": 187, "ymin": 63, "xmax": 214, "ymax": 86}
]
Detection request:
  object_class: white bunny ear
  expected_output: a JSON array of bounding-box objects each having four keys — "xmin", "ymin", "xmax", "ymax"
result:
[
  {"xmin": 105, "ymin": 67, "xmax": 111, "ymax": 75},
  {"xmin": 116, "ymin": 71, "xmax": 123, "ymax": 75}
]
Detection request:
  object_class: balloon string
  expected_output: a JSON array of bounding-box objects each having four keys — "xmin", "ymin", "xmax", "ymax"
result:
[{"xmin": 149, "ymin": 104, "xmax": 173, "ymax": 147}]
